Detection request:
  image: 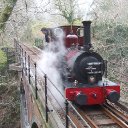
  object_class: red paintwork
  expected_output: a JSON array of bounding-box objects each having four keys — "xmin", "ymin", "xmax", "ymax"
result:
[
  {"xmin": 66, "ymin": 34, "xmax": 78, "ymax": 48},
  {"xmin": 65, "ymin": 50, "xmax": 78, "ymax": 61},
  {"xmin": 60, "ymin": 26, "xmax": 84, "ymax": 47},
  {"xmin": 65, "ymin": 85, "xmax": 120, "ymax": 105},
  {"xmin": 60, "ymin": 25, "xmax": 120, "ymax": 105}
]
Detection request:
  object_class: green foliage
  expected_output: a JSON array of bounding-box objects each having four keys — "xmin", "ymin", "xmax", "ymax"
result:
[
  {"xmin": 35, "ymin": 38, "xmax": 43, "ymax": 47},
  {"xmin": 54, "ymin": 0, "xmax": 82, "ymax": 25},
  {"xmin": 6, "ymin": 0, "xmax": 17, "ymax": 3},
  {"xmin": 0, "ymin": 84, "xmax": 8, "ymax": 94},
  {"xmin": 0, "ymin": 64, "xmax": 20, "ymax": 127},
  {"xmin": 99, "ymin": 0, "xmax": 113, "ymax": 11},
  {"xmin": 114, "ymin": 25, "xmax": 128, "ymax": 40},
  {"xmin": 31, "ymin": 21, "xmax": 49, "ymax": 37},
  {"xmin": 0, "ymin": 49, "xmax": 7, "ymax": 70},
  {"xmin": 0, "ymin": 0, "xmax": 17, "ymax": 30},
  {"xmin": 93, "ymin": 22, "xmax": 128, "ymax": 56},
  {"xmin": 21, "ymin": 23, "xmax": 34, "ymax": 43},
  {"xmin": 92, "ymin": 20, "xmax": 128, "ymax": 85},
  {"xmin": 0, "ymin": 6, "xmax": 12, "ymax": 30},
  {"xmin": 21, "ymin": 20, "xmax": 50, "ymax": 43},
  {"xmin": 0, "ymin": 83, "xmax": 20, "ymax": 128}
]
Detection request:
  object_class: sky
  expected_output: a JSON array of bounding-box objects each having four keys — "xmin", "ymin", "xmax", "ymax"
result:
[
  {"xmin": 32, "ymin": 0, "xmax": 94, "ymax": 20},
  {"xmin": 78, "ymin": 0, "xmax": 94, "ymax": 20}
]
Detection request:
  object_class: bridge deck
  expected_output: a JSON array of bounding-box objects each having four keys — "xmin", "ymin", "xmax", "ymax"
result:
[{"xmin": 14, "ymin": 41, "xmax": 66, "ymax": 128}]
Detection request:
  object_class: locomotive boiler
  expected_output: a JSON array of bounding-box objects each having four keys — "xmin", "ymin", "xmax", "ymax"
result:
[
  {"xmin": 65, "ymin": 21, "xmax": 105, "ymax": 84},
  {"xmin": 62, "ymin": 21, "xmax": 120, "ymax": 105}
]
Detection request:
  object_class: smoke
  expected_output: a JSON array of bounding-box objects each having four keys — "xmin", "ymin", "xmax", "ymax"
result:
[
  {"xmin": 78, "ymin": 0, "xmax": 94, "ymax": 20},
  {"xmin": 37, "ymin": 29, "xmax": 67, "ymax": 108}
]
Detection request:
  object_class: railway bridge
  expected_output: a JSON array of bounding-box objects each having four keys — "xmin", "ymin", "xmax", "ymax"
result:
[
  {"xmin": 10, "ymin": 39, "xmax": 128, "ymax": 128},
  {"xmin": 11, "ymin": 39, "xmax": 92, "ymax": 128}
]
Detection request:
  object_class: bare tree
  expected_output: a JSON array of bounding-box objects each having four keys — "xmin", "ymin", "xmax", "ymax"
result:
[{"xmin": 53, "ymin": 0, "xmax": 82, "ymax": 25}]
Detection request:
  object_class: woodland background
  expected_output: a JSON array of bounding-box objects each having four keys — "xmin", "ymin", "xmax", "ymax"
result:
[{"xmin": 0, "ymin": 0, "xmax": 128, "ymax": 127}]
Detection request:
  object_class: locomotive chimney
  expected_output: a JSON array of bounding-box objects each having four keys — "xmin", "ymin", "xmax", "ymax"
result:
[{"xmin": 82, "ymin": 21, "xmax": 92, "ymax": 51}]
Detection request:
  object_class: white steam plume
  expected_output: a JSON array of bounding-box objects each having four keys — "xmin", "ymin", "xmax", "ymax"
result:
[{"xmin": 37, "ymin": 30, "xmax": 67, "ymax": 107}]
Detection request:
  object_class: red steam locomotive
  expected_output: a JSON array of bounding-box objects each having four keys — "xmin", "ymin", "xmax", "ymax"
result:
[{"xmin": 44, "ymin": 21, "xmax": 120, "ymax": 105}]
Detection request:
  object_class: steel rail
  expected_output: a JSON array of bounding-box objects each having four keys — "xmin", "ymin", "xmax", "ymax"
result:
[
  {"xmin": 115, "ymin": 102, "xmax": 128, "ymax": 113},
  {"xmin": 67, "ymin": 115, "xmax": 77, "ymax": 128},
  {"xmin": 101, "ymin": 105, "xmax": 128, "ymax": 128},
  {"xmin": 76, "ymin": 107, "xmax": 99, "ymax": 128},
  {"xmin": 68, "ymin": 102, "xmax": 92, "ymax": 128},
  {"xmin": 104, "ymin": 103, "xmax": 128, "ymax": 122},
  {"xmin": 68, "ymin": 112, "xmax": 83, "ymax": 128}
]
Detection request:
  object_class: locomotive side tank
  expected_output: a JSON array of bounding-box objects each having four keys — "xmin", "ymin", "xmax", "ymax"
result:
[{"xmin": 64, "ymin": 21, "xmax": 120, "ymax": 105}]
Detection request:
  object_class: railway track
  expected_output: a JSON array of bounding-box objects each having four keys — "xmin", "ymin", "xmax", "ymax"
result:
[
  {"xmin": 20, "ymin": 43, "xmax": 42, "ymax": 57},
  {"xmin": 69, "ymin": 102, "xmax": 128, "ymax": 128},
  {"xmin": 102, "ymin": 103, "xmax": 128, "ymax": 128},
  {"xmin": 115, "ymin": 102, "xmax": 128, "ymax": 114},
  {"xmin": 18, "ymin": 43, "xmax": 128, "ymax": 128}
]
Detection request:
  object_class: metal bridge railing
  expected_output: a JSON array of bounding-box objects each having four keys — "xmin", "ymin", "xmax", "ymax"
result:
[
  {"xmin": 14, "ymin": 40, "xmax": 127, "ymax": 128},
  {"xmin": 14, "ymin": 40, "xmax": 92, "ymax": 128}
]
